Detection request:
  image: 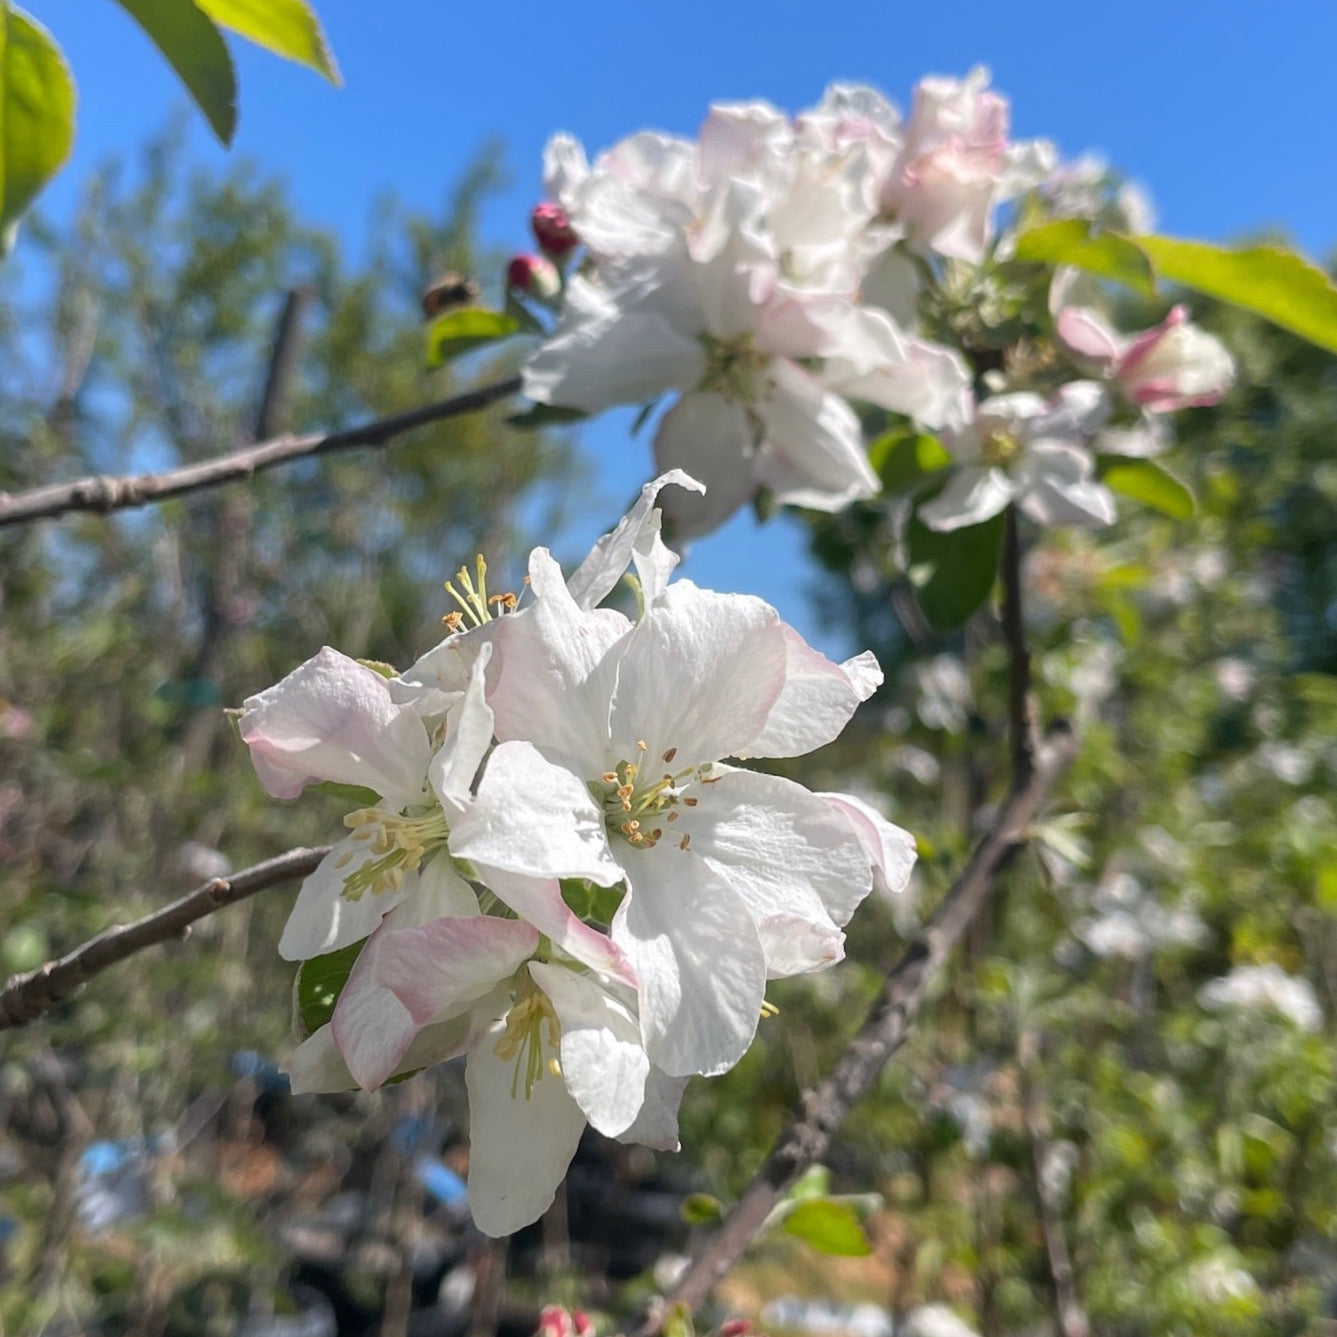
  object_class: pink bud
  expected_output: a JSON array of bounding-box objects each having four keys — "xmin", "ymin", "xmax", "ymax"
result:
[
  {"xmin": 572, "ymin": 1312, "xmax": 594, "ymax": 1337},
  {"xmin": 507, "ymin": 253, "xmax": 562, "ymax": 302},
  {"xmin": 537, "ymin": 1307, "xmax": 577, "ymax": 1337},
  {"xmin": 719, "ymin": 1322, "xmax": 753, "ymax": 1337},
  {"xmin": 531, "ymin": 202, "xmax": 579, "ymax": 260}
]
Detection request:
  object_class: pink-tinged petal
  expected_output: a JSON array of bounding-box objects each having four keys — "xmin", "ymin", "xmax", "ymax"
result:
[
  {"xmin": 1055, "ymin": 306, "xmax": 1123, "ymax": 366},
  {"xmin": 684, "ymin": 768, "xmax": 871, "ymax": 964},
  {"xmin": 698, "ymin": 100, "xmax": 791, "ymax": 189},
  {"xmin": 429, "ymin": 642, "xmax": 495, "ymax": 817},
  {"xmin": 487, "ymin": 554, "xmax": 629, "ymax": 773},
  {"xmin": 277, "ymin": 842, "xmax": 417, "ymax": 961},
  {"xmin": 612, "ymin": 847, "xmax": 766, "ymax": 1077},
  {"xmin": 240, "ymin": 648, "xmax": 431, "ymax": 809},
  {"xmin": 746, "ymin": 624, "xmax": 882, "ymax": 759},
  {"xmin": 287, "ymin": 1012, "xmax": 483, "ymax": 1095},
  {"xmin": 465, "ymin": 1025, "xmax": 588, "ymax": 1237},
  {"xmin": 616, "ymin": 1067, "xmax": 689, "ymax": 1151},
  {"xmin": 1116, "ymin": 312, "xmax": 1234, "ymax": 411},
  {"xmin": 917, "ymin": 465, "xmax": 1014, "ymax": 532},
  {"xmin": 332, "ymin": 916, "xmax": 538, "ymax": 1090},
  {"xmin": 1015, "ymin": 441, "xmax": 1117, "ymax": 528},
  {"xmin": 449, "ymin": 741, "xmax": 624, "ymax": 885},
  {"xmin": 472, "ymin": 867, "xmax": 635, "ymax": 986},
  {"xmin": 529, "ymin": 961, "xmax": 649, "ymax": 1137},
  {"xmin": 819, "ymin": 792, "xmax": 918, "ymax": 901},
  {"xmin": 754, "ymin": 360, "xmax": 878, "ymax": 512},
  {"xmin": 566, "ymin": 469, "xmax": 704, "ymax": 612},
  {"xmin": 609, "ymin": 582, "xmax": 788, "ymax": 772},
  {"xmin": 393, "ymin": 619, "xmax": 501, "ymax": 705}
]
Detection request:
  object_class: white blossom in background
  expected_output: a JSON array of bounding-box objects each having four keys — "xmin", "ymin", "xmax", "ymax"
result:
[
  {"xmin": 1199, "ymin": 964, "xmax": 1323, "ymax": 1032},
  {"xmin": 1040, "ymin": 152, "xmax": 1156, "ymax": 236},
  {"xmin": 903, "ymin": 1305, "xmax": 981, "ymax": 1337},
  {"xmin": 918, "ymin": 381, "xmax": 1118, "ymax": 532}
]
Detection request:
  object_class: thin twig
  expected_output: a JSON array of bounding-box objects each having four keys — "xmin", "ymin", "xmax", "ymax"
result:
[
  {"xmin": 1020, "ymin": 1028, "xmax": 1090, "ymax": 1337},
  {"xmin": 637, "ymin": 517, "xmax": 1067, "ymax": 1330},
  {"xmin": 0, "ymin": 846, "xmax": 329, "ymax": 1030},
  {"xmin": 640, "ymin": 721, "xmax": 1077, "ymax": 1329},
  {"xmin": 1001, "ymin": 505, "xmax": 1035, "ymax": 783},
  {"xmin": 0, "ymin": 375, "xmax": 524, "ymax": 529}
]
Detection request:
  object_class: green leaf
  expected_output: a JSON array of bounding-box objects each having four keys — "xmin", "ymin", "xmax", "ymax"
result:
[
  {"xmin": 680, "ymin": 1193, "xmax": 724, "ymax": 1225},
  {"xmin": 906, "ymin": 504, "xmax": 1006, "ymax": 629},
  {"xmin": 1098, "ymin": 457, "xmax": 1194, "ymax": 520},
  {"xmin": 0, "ymin": 4, "xmax": 76, "ymax": 238},
  {"xmin": 311, "ymin": 780, "xmax": 381, "ymax": 807},
  {"xmin": 868, "ymin": 428, "xmax": 951, "ymax": 492},
  {"xmin": 294, "ymin": 938, "xmax": 364, "ymax": 1037},
  {"xmin": 1133, "ymin": 235, "xmax": 1337, "ymax": 355},
  {"xmin": 111, "ymin": 0, "xmax": 237, "ymax": 145},
  {"xmin": 194, "ymin": 0, "xmax": 341, "ymax": 84},
  {"xmin": 505, "ymin": 402, "xmax": 589, "ymax": 430},
  {"xmin": 1011, "ymin": 219, "xmax": 1157, "ymax": 298},
  {"xmin": 425, "ymin": 306, "xmax": 520, "ymax": 367},
  {"xmin": 782, "ymin": 1200, "xmax": 872, "ymax": 1257}
]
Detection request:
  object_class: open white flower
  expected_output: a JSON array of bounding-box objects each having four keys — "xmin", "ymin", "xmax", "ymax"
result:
[
  {"xmin": 918, "ymin": 382, "xmax": 1117, "ymax": 532},
  {"xmin": 441, "ymin": 481, "xmax": 915, "ymax": 1078}
]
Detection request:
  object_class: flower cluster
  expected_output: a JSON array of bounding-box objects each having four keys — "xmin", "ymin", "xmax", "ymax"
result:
[
  {"xmin": 240, "ymin": 473, "xmax": 914, "ymax": 1235},
  {"xmin": 516, "ymin": 72, "xmax": 1235, "ymax": 539}
]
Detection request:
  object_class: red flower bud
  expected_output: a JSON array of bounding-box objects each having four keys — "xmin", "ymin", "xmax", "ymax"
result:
[
  {"xmin": 531, "ymin": 201, "xmax": 579, "ymax": 260},
  {"xmin": 507, "ymin": 253, "xmax": 562, "ymax": 301}
]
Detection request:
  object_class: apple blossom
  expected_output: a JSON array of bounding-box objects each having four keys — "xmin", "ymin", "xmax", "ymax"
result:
[
  {"xmin": 918, "ymin": 382, "xmax": 1118, "ymax": 532},
  {"xmin": 506, "ymin": 252, "xmax": 562, "ymax": 301},
  {"xmin": 530, "ymin": 201, "xmax": 578, "ymax": 260},
  {"xmin": 1057, "ymin": 301, "xmax": 1235, "ymax": 412}
]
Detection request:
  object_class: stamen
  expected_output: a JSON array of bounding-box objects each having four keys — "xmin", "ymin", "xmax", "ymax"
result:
[
  {"xmin": 760, "ymin": 999, "xmax": 780, "ymax": 1019},
  {"xmin": 662, "ymin": 747, "xmax": 677, "ymax": 763}
]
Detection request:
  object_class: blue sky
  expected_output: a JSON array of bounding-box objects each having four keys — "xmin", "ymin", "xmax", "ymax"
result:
[{"xmin": 29, "ymin": 0, "xmax": 1337, "ymax": 655}]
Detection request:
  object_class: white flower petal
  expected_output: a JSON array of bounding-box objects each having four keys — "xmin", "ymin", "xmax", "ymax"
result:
[
  {"xmin": 240, "ymin": 647, "xmax": 431, "ymax": 809},
  {"xmin": 617, "ymin": 1068, "xmax": 690, "ymax": 1150},
  {"xmin": 566, "ymin": 469, "xmax": 704, "ymax": 612},
  {"xmin": 612, "ymin": 846, "xmax": 766, "ymax": 1076},
  {"xmin": 277, "ymin": 842, "xmax": 416, "ymax": 962},
  {"xmin": 1016, "ymin": 441, "xmax": 1117, "ymax": 528},
  {"xmin": 609, "ymin": 582, "xmax": 788, "ymax": 771},
  {"xmin": 746, "ymin": 624, "xmax": 882, "ymax": 759},
  {"xmin": 651, "ymin": 391, "xmax": 760, "ymax": 539},
  {"xmin": 429, "ymin": 641, "xmax": 495, "ymax": 817},
  {"xmin": 917, "ymin": 465, "xmax": 1014, "ymax": 532},
  {"xmin": 529, "ymin": 961, "xmax": 649, "ymax": 1138},
  {"xmin": 819, "ymin": 791, "xmax": 918, "ymax": 900},
  {"xmin": 449, "ymin": 741, "xmax": 624, "ymax": 885},
  {"xmin": 465, "ymin": 1027, "xmax": 589, "ymax": 1237},
  {"xmin": 686, "ymin": 768, "xmax": 871, "ymax": 964}
]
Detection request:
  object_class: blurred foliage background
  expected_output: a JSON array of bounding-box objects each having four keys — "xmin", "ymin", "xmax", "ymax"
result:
[{"xmin": 2, "ymin": 134, "xmax": 1337, "ymax": 1337}]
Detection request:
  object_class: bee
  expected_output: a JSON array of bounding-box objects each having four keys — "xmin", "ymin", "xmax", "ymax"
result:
[{"xmin": 420, "ymin": 272, "xmax": 480, "ymax": 320}]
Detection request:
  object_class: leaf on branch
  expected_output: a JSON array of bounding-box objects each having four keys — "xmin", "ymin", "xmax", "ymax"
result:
[
  {"xmin": 505, "ymin": 402, "xmax": 588, "ymax": 430},
  {"xmin": 111, "ymin": 0, "xmax": 238, "ymax": 144},
  {"xmin": 906, "ymin": 503, "xmax": 1006, "ymax": 629},
  {"xmin": 1098, "ymin": 457, "xmax": 1194, "ymax": 520},
  {"xmin": 1011, "ymin": 218, "xmax": 1158, "ymax": 298},
  {"xmin": 868, "ymin": 427, "xmax": 951, "ymax": 492},
  {"xmin": 294, "ymin": 938, "xmax": 364, "ymax": 1037},
  {"xmin": 426, "ymin": 307, "xmax": 521, "ymax": 367},
  {"xmin": 1132, "ymin": 235, "xmax": 1337, "ymax": 356},
  {"xmin": 781, "ymin": 1199, "xmax": 872, "ymax": 1257},
  {"xmin": 0, "ymin": 3, "xmax": 76, "ymax": 243},
  {"xmin": 680, "ymin": 1193, "xmax": 724, "ymax": 1224},
  {"xmin": 194, "ymin": 0, "xmax": 341, "ymax": 85}
]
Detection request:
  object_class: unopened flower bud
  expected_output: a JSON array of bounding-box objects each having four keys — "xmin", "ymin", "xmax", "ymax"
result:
[
  {"xmin": 507, "ymin": 252, "xmax": 562, "ymax": 302},
  {"xmin": 537, "ymin": 1307, "xmax": 580, "ymax": 1337},
  {"xmin": 572, "ymin": 1312, "xmax": 593, "ymax": 1337},
  {"xmin": 531, "ymin": 201, "xmax": 578, "ymax": 260},
  {"xmin": 719, "ymin": 1321, "xmax": 753, "ymax": 1337}
]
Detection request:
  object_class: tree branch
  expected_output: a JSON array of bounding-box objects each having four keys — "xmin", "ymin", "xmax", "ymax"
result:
[
  {"xmin": 0, "ymin": 845, "xmax": 330, "ymax": 1030},
  {"xmin": 1001, "ymin": 505, "xmax": 1035, "ymax": 784},
  {"xmin": 0, "ymin": 374, "xmax": 524, "ymax": 529},
  {"xmin": 637, "ymin": 517, "xmax": 1070, "ymax": 1330}
]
